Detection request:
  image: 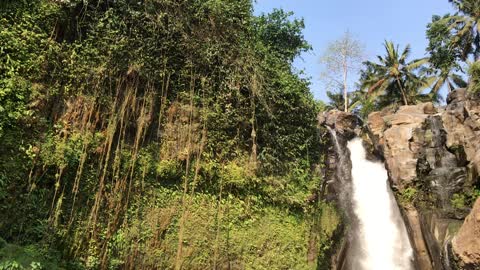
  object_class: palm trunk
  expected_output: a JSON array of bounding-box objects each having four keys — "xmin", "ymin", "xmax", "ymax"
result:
[{"xmin": 396, "ymin": 78, "xmax": 408, "ymax": 105}]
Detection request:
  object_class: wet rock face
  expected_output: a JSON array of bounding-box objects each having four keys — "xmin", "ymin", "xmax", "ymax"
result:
[
  {"xmin": 320, "ymin": 92, "xmax": 480, "ymax": 269},
  {"xmin": 366, "ymin": 98, "xmax": 475, "ymax": 208},
  {"xmin": 365, "ymin": 91, "xmax": 480, "ymax": 270},
  {"xmin": 416, "ymin": 116, "xmax": 468, "ymax": 215},
  {"xmin": 452, "ymin": 198, "xmax": 480, "ymax": 270},
  {"xmin": 318, "ymin": 110, "xmax": 361, "ymax": 270},
  {"xmin": 442, "ymin": 89, "xmax": 480, "ymax": 178},
  {"xmin": 318, "ymin": 110, "xmax": 357, "ymax": 211}
]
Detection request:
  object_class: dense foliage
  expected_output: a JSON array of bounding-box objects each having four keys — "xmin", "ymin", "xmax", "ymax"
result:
[
  {"xmin": 360, "ymin": 42, "xmax": 430, "ymax": 106},
  {"xmin": 5, "ymin": 0, "xmax": 480, "ymax": 269},
  {"xmin": 0, "ymin": 1, "xmax": 338, "ymax": 269}
]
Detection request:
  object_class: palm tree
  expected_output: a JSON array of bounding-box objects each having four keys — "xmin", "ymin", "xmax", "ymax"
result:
[
  {"xmin": 325, "ymin": 88, "xmax": 363, "ymax": 111},
  {"xmin": 428, "ymin": 65, "xmax": 467, "ymax": 93},
  {"xmin": 360, "ymin": 41, "xmax": 429, "ymax": 106},
  {"xmin": 446, "ymin": 0, "xmax": 480, "ymax": 61},
  {"xmin": 425, "ymin": 8, "xmax": 469, "ymax": 93}
]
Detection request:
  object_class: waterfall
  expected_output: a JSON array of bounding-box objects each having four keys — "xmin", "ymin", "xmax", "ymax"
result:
[
  {"xmin": 347, "ymin": 138, "xmax": 414, "ymax": 270},
  {"xmin": 326, "ymin": 126, "xmax": 351, "ymax": 195}
]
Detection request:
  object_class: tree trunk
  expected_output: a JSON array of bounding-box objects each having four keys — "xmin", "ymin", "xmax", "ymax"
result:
[
  {"xmin": 343, "ymin": 54, "xmax": 348, "ymax": 112},
  {"xmin": 396, "ymin": 78, "xmax": 409, "ymax": 105},
  {"xmin": 175, "ymin": 72, "xmax": 196, "ymax": 270},
  {"xmin": 250, "ymin": 95, "xmax": 257, "ymax": 168}
]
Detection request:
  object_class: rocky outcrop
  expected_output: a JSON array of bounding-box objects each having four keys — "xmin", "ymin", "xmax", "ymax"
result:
[
  {"xmin": 443, "ymin": 90, "xmax": 480, "ymax": 159},
  {"xmin": 318, "ymin": 110, "xmax": 358, "ymax": 270},
  {"xmin": 319, "ymin": 110, "xmax": 362, "ymax": 139},
  {"xmin": 452, "ymin": 198, "xmax": 480, "ymax": 269},
  {"xmin": 367, "ymin": 103, "xmax": 438, "ymax": 189},
  {"xmin": 319, "ymin": 90, "xmax": 480, "ymax": 269},
  {"xmin": 442, "ymin": 89, "xmax": 480, "ymax": 185},
  {"xmin": 365, "ymin": 89, "xmax": 480, "ymax": 270},
  {"xmin": 404, "ymin": 206, "xmax": 436, "ymax": 270}
]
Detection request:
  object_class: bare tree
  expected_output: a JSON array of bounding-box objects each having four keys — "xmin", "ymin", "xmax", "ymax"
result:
[{"xmin": 320, "ymin": 31, "xmax": 364, "ymax": 112}]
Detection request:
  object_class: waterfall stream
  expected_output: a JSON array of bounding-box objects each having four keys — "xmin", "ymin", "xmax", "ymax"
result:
[{"xmin": 347, "ymin": 138, "xmax": 414, "ymax": 270}]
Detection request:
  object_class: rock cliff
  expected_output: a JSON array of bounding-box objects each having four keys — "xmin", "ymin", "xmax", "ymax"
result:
[
  {"xmin": 452, "ymin": 197, "xmax": 480, "ymax": 270},
  {"xmin": 365, "ymin": 89, "xmax": 480, "ymax": 270}
]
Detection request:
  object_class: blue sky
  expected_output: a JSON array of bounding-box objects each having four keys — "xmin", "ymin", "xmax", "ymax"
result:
[{"xmin": 254, "ymin": 0, "xmax": 455, "ymax": 101}]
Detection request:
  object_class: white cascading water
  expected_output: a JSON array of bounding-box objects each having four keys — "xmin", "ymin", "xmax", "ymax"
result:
[{"xmin": 347, "ymin": 138, "xmax": 414, "ymax": 270}]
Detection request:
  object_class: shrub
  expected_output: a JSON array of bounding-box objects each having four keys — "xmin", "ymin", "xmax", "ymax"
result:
[{"xmin": 468, "ymin": 61, "xmax": 480, "ymax": 93}]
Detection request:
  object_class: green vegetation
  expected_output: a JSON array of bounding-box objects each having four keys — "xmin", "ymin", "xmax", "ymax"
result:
[
  {"xmin": 427, "ymin": 0, "xmax": 480, "ymax": 63},
  {"xmin": 0, "ymin": 0, "xmax": 338, "ymax": 269},
  {"xmin": 0, "ymin": 238, "xmax": 73, "ymax": 270},
  {"xmin": 3, "ymin": 0, "xmax": 480, "ymax": 269},
  {"xmin": 399, "ymin": 187, "xmax": 419, "ymax": 205},
  {"xmin": 451, "ymin": 188, "xmax": 480, "ymax": 209},
  {"xmin": 359, "ymin": 41, "xmax": 431, "ymax": 107},
  {"xmin": 468, "ymin": 61, "xmax": 480, "ymax": 92}
]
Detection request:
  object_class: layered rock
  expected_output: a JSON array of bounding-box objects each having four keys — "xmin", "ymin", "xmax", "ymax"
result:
[
  {"xmin": 452, "ymin": 198, "xmax": 480, "ymax": 270},
  {"xmin": 367, "ymin": 103, "xmax": 437, "ymax": 189},
  {"xmin": 442, "ymin": 89, "xmax": 480, "ymax": 184},
  {"xmin": 367, "ymin": 103, "xmax": 443, "ymax": 270},
  {"xmin": 365, "ymin": 89, "xmax": 480, "ymax": 270},
  {"xmin": 443, "ymin": 90, "xmax": 480, "ymax": 155}
]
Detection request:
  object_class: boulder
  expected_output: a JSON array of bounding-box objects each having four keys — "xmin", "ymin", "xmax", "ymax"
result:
[
  {"xmin": 452, "ymin": 198, "xmax": 480, "ymax": 269},
  {"xmin": 367, "ymin": 103, "xmax": 433, "ymax": 188},
  {"xmin": 319, "ymin": 110, "xmax": 361, "ymax": 138},
  {"xmin": 366, "ymin": 109, "xmax": 390, "ymax": 150},
  {"xmin": 404, "ymin": 207, "xmax": 434, "ymax": 270}
]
